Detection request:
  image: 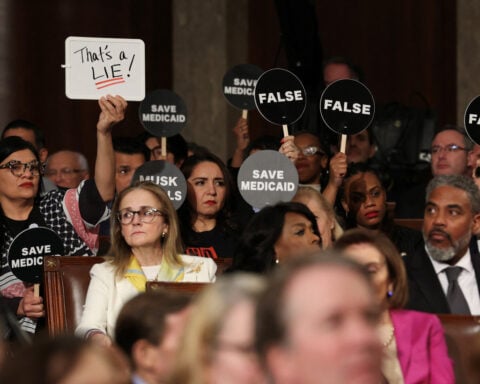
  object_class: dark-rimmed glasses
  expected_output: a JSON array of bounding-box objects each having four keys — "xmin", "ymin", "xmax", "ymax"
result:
[
  {"xmin": 117, "ymin": 206, "xmax": 164, "ymax": 225},
  {"xmin": 0, "ymin": 160, "xmax": 43, "ymax": 177}
]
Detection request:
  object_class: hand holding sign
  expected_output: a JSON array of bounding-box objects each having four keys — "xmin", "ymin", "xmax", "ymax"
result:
[
  {"xmin": 319, "ymin": 79, "xmax": 375, "ymax": 153},
  {"xmin": 223, "ymin": 64, "xmax": 263, "ymax": 119},
  {"xmin": 254, "ymin": 68, "xmax": 307, "ymax": 137}
]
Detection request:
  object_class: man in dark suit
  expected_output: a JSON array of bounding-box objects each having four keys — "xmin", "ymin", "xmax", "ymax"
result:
[{"xmin": 404, "ymin": 174, "xmax": 480, "ymax": 314}]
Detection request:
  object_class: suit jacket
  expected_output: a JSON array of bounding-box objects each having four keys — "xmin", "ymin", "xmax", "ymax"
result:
[
  {"xmin": 404, "ymin": 238, "xmax": 480, "ymax": 314},
  {"xmin": 390, "ymin": 309, "xmax": 454, "ymax": 384},
  {"xmin": 76, "ymin": 254, "xmax": 216, "ymax": 338}
]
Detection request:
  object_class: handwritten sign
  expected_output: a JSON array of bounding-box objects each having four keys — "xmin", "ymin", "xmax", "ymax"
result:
[{"xmin": 64, "ymin": 36, "xmax": 145, "ymax": 101}]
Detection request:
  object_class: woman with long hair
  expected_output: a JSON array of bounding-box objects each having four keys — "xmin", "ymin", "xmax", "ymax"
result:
[{"xmin": 76, "ymin": 182, "xmax": 216, "ymax": 346}]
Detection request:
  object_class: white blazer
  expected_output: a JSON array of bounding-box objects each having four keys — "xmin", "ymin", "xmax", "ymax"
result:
[{"xmin": 75, "ymin": 254, "xmax": 216, "ymax": 338}]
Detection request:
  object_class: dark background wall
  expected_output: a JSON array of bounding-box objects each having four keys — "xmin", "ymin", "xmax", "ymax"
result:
[{"xmin": 0, "ymin": 0, "xmax": 456, "ymax": 165}]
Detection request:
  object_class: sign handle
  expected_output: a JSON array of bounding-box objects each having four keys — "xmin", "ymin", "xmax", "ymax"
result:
[
  {"xmin": 340, "ymin": 134, "xmax": 347, "ymax": 153},
  {"xmin": 282, "ymin": 124, "xmax": 289, "ymax": 137},
  {"xmin": 242, "ymin": 109, "xmax": 248, "ymax": 119},
  {"xmin": 34, "ymin": 283, "xmax": 40, "ymax": 298},
  {"xmin": 161, "ymin": 137, "xmax": 167, "ymax": 158}
]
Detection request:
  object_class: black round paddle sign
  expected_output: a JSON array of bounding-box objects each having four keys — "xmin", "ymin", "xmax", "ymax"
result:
[
  {"xmin": 238, "ymin": 150, "xmax": 298, "ymax": 209},
  {"xmin": 223, "ymin": 64, "xmax": 263, "ymax": 110},
  {"xmin": 131, "ymin": 160, "xmax": 187, "ymax": 209},
  {"xmin": 464, "ymin": 95, "xmax": 480, "ymax": 145},
  {"xmin": 8, "ymin": 226, "xmax": 64, "ymax": 283},
  {"xmin": 254, "ymin": 68, "xmax": 306, "ymax": 125},
  {"xmin": 319, "ymin": 79, "xmax": 375, "ymax": 135},
  {"xmin": 139, "ymin": 89, "xmax": 187, "ymax": 137}
]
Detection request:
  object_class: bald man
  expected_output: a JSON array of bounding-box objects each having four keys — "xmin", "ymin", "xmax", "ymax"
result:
[{"xmin": 44, "ymin": 150, "xmax": 89, "ymax": 189}]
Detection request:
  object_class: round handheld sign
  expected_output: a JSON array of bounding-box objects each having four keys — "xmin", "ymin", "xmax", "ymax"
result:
[
  {"xmin": 222, "ymin": 64, "xmax": 263, "ymax": 110},
  {"xmin": 131, "ymin": 160, "xmax": 187, "ymax": 209},
  {"xmin": 254, "ymin": 68, "xmax": 307, "ymax": 126},
  {"xmin": 139, "ymin": 89, "xmax": 187, "ymax": 137},
  {"xmin": 8, "ymin": 226, "xmax": 64, "ymax": 284},
  {"xmin": 238, "ymin": 150, "xmax": 298, "ymax": 209},
  {"xmin": 464, "ymin": 95, "xmax": 480, "ymax": 145},
  {"xmin": 319, "ymin": 79, "xmax": 375, "ymax": 135}
]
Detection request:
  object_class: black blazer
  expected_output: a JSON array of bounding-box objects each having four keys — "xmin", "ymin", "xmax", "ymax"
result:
[{"xmin": 403, "ymin": 237, "xmax": 480, "ymax": 314}]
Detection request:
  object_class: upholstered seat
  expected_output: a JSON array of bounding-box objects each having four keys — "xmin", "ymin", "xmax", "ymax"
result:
[{"xmin": 43, "ymin": 255, "xmax": 105, "ymax": 336}]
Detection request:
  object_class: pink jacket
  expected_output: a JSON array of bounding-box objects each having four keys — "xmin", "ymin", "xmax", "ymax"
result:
[{"xmin": 390, "ymin": 309, "xmax": 454, "ymax": 384}]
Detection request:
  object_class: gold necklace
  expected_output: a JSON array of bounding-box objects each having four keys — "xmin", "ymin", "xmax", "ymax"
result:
[{"xmin": 383, "ymin": 326, "xmax": 395, "ymax": 348}]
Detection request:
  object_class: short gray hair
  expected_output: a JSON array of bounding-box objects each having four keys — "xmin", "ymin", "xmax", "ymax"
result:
[{"xmin": 426, "ymin": 175, "xmax": 480, "ymax": 214}]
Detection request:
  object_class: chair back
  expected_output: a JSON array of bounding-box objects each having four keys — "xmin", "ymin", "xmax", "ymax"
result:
[
  {"xmin": 146, "ymin": 281, "xmax": 210, "ymax": 296},
  {"xmin": 394, "ymin": 218, "xmax": 424, "ymax": 231},
  {"xmin": 43, "ymin": 255, "xmax": 105, "ymax": 336},
  {"xmin": 215, "ymin": 257, "xmax": 233, "ymax": 275},
  {"xmin": 438, "ymin": 314, "xmax": 480, "ymax": 383}
]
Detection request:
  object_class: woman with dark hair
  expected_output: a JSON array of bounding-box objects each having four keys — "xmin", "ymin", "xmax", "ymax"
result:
[
  {"xmin": 179, "ymin": 152, "xmax": 249, "ymax": 260},
  {"xmin": 341, "ymin": 162, "xmax": 422, "ymax": 257},
  {"xmin": 0, "ymin": 95, "xmax": 126, "ymax": 335},
  {"xmin": 335, "ymin": 229, "xmax": 453, "ymax": 384},
  {"xmin": 231, "ymin": 202, "xmax": 321, "ymax": 273}
]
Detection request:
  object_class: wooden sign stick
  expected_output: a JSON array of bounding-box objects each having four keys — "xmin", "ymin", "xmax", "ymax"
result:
[{"xmin": 282, "ymin": 124, "xmax": 289, "ymax": 137}]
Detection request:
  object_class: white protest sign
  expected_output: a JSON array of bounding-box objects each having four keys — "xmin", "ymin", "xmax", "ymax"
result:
[{"xmin": 64, "ymin": 36, "xmax": 145, "ymax": 101}]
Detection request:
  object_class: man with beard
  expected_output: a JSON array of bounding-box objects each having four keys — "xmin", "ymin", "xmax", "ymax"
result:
[{"xmin": 404, "ymin": 174, "xmax": 480, "ymax": 314}]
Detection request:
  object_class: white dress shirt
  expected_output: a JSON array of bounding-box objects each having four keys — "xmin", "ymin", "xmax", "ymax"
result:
[{"xmin": 427, "ymin": 246, "xmax": 480, "ymax": 315}]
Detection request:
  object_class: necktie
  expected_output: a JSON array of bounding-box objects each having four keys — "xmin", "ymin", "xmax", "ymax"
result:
[{"xmin": 445, "ymin": 266, "xmax": 471, "ymax": 315}]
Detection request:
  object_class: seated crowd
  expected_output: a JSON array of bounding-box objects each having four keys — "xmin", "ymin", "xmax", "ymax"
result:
[{"xmin": 2, "ymin": 60, "xmax": 480, "ymax": 382}]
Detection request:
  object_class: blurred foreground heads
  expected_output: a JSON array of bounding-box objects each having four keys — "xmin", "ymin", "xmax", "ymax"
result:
[
  {"xmin": 170, "ymin": 274, "xmax": 268, "ymax": 384},
  {"xmin": 256, "ymin": 253, "xmax": 383, "ymax": 384}
]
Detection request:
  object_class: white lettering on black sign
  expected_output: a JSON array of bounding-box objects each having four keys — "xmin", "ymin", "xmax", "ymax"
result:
[
  {"xmin": 257, "ymin": 90, "xmax": 304, "ymax": 104},
  {"xmin": 21, "ymin": 245, "xmax": 51, "ymax": 256},
  {"xmin": 142, "ymin": 104, "xmax": 186, "ymax": 123},
  {"xmin": 224, "ymin": 78, "xmax": 257, "ymax": 96},
  {"xmin": 11, "ymin": 256, "xmax": 43, "ymax": 269},
  {"xmin": 139, "ymin": 175, "xmax": 178, "ymax": 187},
  {"xmin": 468, "ymin": 114, "xmax": 480, "ymax": 125},
  {"xmin": 240, "ymin": 169, "xmax": 295, "ymax": 191},
  {"xmin": 323, "ymin": 99, "xmax": 371, "ymax": 115}
]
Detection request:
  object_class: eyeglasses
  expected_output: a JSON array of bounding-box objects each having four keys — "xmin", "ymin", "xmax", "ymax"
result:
[
  {"xmin": 0, "ymin": 160, "xmax": 43, "ymax": 177},
  {"xmin": 44, "ymin": 168, "xmax": 85, "ymax": 177},
  {"xmin": 300, "ymin": 146, "xmax": 326, "ymax": 157},
  {"xmin": 117, "ymin": 206, "xmax": 164, "ymax": 225},
  {"xmin": 431, "ymin": 144, "xmax": 467, "ymax": 154}
]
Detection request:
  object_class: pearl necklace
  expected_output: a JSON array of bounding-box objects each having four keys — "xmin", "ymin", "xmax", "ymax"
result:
[{"xmin": 383, "ymin": 326, "xmax": 395, "ymax": 348}]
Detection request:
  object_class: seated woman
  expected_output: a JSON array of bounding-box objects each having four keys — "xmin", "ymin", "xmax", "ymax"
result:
[
  {"xmin": 0, "ymin": 95, "xmax": 126, "ymax": 334},
  {"xmin": 335, "ymin": 229, "xmax": 454, "ymax": 384},
  {"xmin": 179, "ymin": 152, "xmax": 250, "ymax": 260},
  {"xmin": 292, "ymin": 186, "xmax": 343, "ymax": 248},
  {"xmin": 341, "ymin": 162, "xmax": 423, "ymax": 257},
  {"xmin": 76, "ymin": 181, "xmax": 216, "ymax": 345},
  {"xmin": 231, "ymin": 202, "xmax": 321, "ymax": 273},
  {"xmin": 170, "ymin": 274, "xmax": 268, "ymax": 384}
]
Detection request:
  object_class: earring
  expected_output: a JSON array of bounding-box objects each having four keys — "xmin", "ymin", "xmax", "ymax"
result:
[
  {"xmin": 387, "ymin": 290, "xmax": 393, "ymax": 298},
  {"xmin": 275, "ymin": 258, "xmax": 280, "ymax": 264},
  {"xmin": 161, "ymin": 232, "xmax": 167, "ymax": 238}
]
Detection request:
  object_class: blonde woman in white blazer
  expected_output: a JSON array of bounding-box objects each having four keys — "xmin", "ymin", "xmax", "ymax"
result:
[{"xmin": 76, "ymin": 182, "xmax": 216, "ymax": 345}]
